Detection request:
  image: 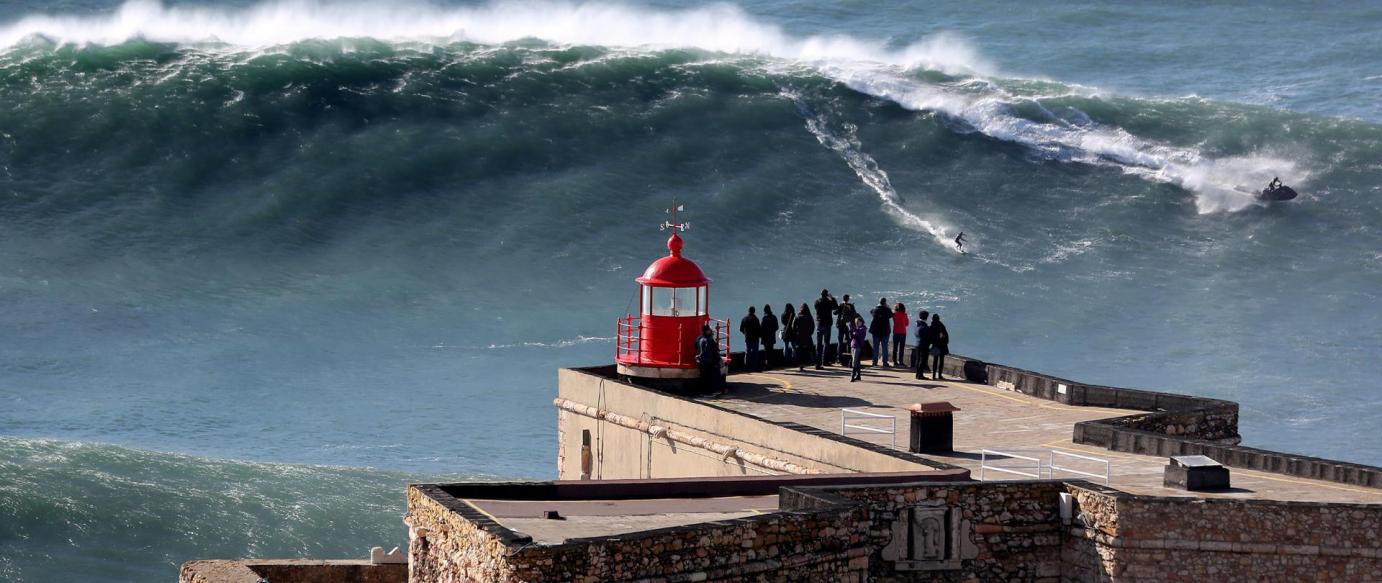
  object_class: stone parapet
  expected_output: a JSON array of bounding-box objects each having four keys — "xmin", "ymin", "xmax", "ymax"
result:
[{"xmin": 1064, "ymin": 483, "xmax": 1382, "ymax": 582}]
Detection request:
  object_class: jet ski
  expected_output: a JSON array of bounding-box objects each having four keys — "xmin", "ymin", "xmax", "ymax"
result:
[{"xmin": 1257, "ymin": 183, "xmax": 1298, "ymax": 201}]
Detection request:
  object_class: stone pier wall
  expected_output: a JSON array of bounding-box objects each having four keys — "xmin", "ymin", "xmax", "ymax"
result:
[
  {"xmin": 1064, "ymin": 484, "xmax": 1382, "ymax": 582},
  {"xmin": 939, "ymin": 354, "xmax": 1381, "ymax": 489},
  {"xmin": 404, "ymin": 479, "xmax": 1382, "ymax": 583},
  {"xmin": 406, "ymin": 486, "xmax": 524, "ymax": 583},
  {"xmin": 555, "ymin": 367, "xmax": 957, "ymax": 481}
]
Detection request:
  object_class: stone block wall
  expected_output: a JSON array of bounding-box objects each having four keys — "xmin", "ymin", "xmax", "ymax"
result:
[
  {"xmin": 407, "ymin": 484, "xmax": 870, "ymax": 582},
  {"xmin": 406, "ymin": 478, "xmax": 1382, "ymax": 583},
  {"xmin": 407, "ymin": 486, "xmax": 525, "ymax": 583},
  {"xmin": 823, "ymin": 481, "xmax": 1068, "ymax": 582},
  {"xmin": 1064, "ymin": 484, "xmax": 1382, "ymax": 582},
  {"xmin": 505, "ymin": 504, "xmax": 869, "ymax": 582}
]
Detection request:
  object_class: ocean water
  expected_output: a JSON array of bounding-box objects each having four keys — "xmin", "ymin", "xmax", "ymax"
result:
[{"xmin": 1, "ymin": 1, "xmax": 1380, "ymax": 580}]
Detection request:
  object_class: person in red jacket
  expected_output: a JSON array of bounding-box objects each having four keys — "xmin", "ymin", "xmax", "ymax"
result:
[{"xmin": 891, "ymin": 303, "xmax": 909, "ymax": 369}]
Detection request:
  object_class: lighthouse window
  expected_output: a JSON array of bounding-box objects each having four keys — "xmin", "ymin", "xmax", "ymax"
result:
[{"xmin": 646, "ymin": 287, "xmax": 703, "ymax": 317}]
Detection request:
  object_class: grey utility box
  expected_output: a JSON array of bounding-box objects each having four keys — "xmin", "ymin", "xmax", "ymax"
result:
[{"xmin": 1164, "ymin": 455, "xmax": 1230, "ymax": 491}]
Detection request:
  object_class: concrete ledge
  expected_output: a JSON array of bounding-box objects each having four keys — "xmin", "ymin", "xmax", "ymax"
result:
[
  {"xmin": 568, "ymin": 365, "xmax": 964, "ymax": 473},
  {"xmin": 179, "ymin": 560, "xmax": 405, "ymax": 583}
]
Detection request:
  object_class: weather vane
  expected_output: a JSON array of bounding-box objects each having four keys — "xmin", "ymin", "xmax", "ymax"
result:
[{"xmin": 660, "ymin": 198, "xmax": 691, "ymax": 232}]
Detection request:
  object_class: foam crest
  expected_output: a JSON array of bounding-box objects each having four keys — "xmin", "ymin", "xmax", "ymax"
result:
[
  {"xmin": 0, "ymin": 0, "xmax": 990, "ymax": 74},
  {"xmin": 828, "ymin": 66, "xmax": 1304, "ymax": 213},
  {"xmin": 786, "ymin": 91, "xmax": 958, "ymax": 250}
]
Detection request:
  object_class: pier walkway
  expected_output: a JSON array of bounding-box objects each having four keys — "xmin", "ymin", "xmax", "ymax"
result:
[{"xmin": 703, "ymin": 366, "xmax": 1382, "ymax": 505}]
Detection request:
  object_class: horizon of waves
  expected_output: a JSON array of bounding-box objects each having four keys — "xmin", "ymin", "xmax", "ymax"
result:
[
  {"xmin": 0, "ymin": 0, "xmax": 1313, "ymax": 214},
  {"xmin": 784, "ymin": 89, "xmax": 959, "ymax": 251}
]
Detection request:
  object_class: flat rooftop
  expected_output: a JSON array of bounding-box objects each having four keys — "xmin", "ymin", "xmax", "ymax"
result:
[
  {"xmin": 432, "ymin": 471, "xmax": 966, "ymax": 546},
  {"xmin": 467, "ymin": 495, "xmax": 778, "ymax": 545},
  {"xmin": 702, "ymin": 366, "xmax": 1382, "ymax": 505}
]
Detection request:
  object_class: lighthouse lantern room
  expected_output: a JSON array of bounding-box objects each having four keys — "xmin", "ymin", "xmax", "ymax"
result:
[{"xmin": 616, "ymin": 206, "xmax": 728, "ymax": 383}]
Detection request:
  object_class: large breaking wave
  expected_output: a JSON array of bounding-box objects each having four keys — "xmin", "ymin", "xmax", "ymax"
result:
[{"xmin": 0, "ymin": 0, "xmax": 1311, "ymax": 218}]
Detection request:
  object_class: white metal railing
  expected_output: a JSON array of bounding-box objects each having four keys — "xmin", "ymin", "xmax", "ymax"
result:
[
  {"xmin": 840, "ymin": 408, "xmax": 897, "ymax": 449},
  {"xmin": 979, "ymin": 449, "xmax": 1043, "ymax": 480},
  {"xmin": 977, "ymin": 449, "xmax": 1111, "ymax": 484},
  {"xmin": 1048, "ymin": 450, "xmax": 1111, "ymax": 485}
]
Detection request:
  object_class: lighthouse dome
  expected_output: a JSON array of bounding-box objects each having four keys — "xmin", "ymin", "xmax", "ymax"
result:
[{"xmin": 635, "ymin": 233, "xmax": 710, "ymax": 287}]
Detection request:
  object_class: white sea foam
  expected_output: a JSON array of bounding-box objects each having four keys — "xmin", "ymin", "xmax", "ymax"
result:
[
  {"xmin": 431, "ymin": 335, "xmax": 614, "ymax": 350},
  {"xmin": 785, "ymin": 89, "xmax": 958, "ymax": 251},
  {"xmin": 0, "ymin": 0, "xmax": 990, "ymax": 75},
  {"xmin": 826, "ymin": 65, "xmax": 1307, "ymax": 213}
]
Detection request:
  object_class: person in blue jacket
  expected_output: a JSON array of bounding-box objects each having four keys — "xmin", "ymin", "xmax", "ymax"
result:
[
  {"xmin": 848, "ymin": 316, "xmax": 869, "ymax": 382},
  {"xmin": 913, "ymin": 310, "xmax": 931, "ymax": 379},
  {"xmin": 869, "ymin": 298, "xmax": 894, "ymax": 367}
]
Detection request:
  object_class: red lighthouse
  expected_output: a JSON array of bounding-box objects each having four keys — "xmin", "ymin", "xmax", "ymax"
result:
[{"xmin": 616, "ymin": 206, "xmax": 728, "ymax": 384}]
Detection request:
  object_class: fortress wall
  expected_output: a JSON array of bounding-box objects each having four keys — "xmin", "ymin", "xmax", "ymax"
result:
[
  {"xmin": 502, "ymin": 502, "xmax": 869, "ymax": 582},
  {"xmin": 824, "ymin": 481, "xmax": 1069, "ymax": 582},
  {"xmin": 406, "ymin": 486, "xmax": 523, "ymax": 583},
  {"xmin": 403, "ymin": 479, "xmax": 1380, "ymax": 583},
  {"xmin": 556, "ymin": 367, "xmax": 955, "ymax": 480},
  {"xmin": 1065, "ymin": 484, "xmax": 1382, "ymax": 582}
]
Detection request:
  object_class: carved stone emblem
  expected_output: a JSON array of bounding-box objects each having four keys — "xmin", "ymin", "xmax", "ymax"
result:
[{"xmin": 880, "ymin": 503, "xmax": 976, "ymax": 571}]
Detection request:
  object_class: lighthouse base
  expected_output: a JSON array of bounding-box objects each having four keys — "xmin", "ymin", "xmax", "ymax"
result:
[{"xmin": 616, "ymin": 362, "xmax": 730, "ymax": 395}]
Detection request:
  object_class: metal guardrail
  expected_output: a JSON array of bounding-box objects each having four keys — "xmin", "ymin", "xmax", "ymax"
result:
[
  {"xmin": 840, "ymin": 408, "xmax": 897, "ymax": 449},
  {"xmin": 979, "ymin": 449, "xmax": 1043, "ymax": 480},
  {"xmin": 978, "ymin": 449, "xmax": 1111, "ymax": 485},
  {"xmin": 1048, "ymin": 449, "xmax": 1111, "ymax": 485}
]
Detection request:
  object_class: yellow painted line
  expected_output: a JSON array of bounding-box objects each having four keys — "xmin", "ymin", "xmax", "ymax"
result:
[
  {"xmin": 463, "ymin": 499, "xmax": 503, "ymax": 523},
  {"xmin": 948, "ymin": 382, "xmax": 1031, "ymax": 404},
  {"xmin": 944, "ymin": 381, "xmax": 1131, "ymax": 415},
  {"xmin": 740, "ymin": 373, "xmax": 793, "ymax": 391}
]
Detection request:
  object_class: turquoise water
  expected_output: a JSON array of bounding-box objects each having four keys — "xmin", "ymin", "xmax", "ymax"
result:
[{"xmin": 1, "ymin": 1, "xmax": 1380, "ymax": 581}]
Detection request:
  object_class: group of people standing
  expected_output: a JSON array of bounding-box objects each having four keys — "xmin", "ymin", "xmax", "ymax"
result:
[{"xmin": 737, "ymin": 289, "xmax": 950, "ymax": 383}]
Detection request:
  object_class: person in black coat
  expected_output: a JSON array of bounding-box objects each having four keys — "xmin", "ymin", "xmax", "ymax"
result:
[
  {"xmin": 834, "ymin": 294, "xmax": 858, "ymax": 365},
  {"xmin": 759, "ymin": 304, "xmax": 779, "ymax": 368},
  {"xmin": 781, "ymin": 303, "xmax": 796, "ymax": 363},
  {"xmin": 928, "ymin": 313, "xmax": 949, "ymax": 380},
  {"xmin": 868, "ymin": 298, "xmax": 894, "ymax": 367},
  {"xmin": 739, "ymin": 306, "xmax": 761, "ymax": 372},
  {"xmin": 813, "ymin": 290, "xmax": 838, "ymax": 370},
  {"xmin": 912, "ymin": 310, "xmax": 931, "ymax": 379},
  {"xmin": 793, "ymin": 303, "xmax": 815, "ymax": 372},
  {"xmin": 695, "ymin": 324, "xmax": 724, "ymax": 392}
]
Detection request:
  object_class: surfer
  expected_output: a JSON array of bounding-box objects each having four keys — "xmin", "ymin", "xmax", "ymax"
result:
[{"xmin": 954, "ymin": 232, "xmax": 967, "ymax": 253}]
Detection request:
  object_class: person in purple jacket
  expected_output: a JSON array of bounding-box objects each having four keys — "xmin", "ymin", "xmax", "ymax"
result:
[{"xmin": 848, "ymin": 316, "xmax": 869, "ymax": 382}]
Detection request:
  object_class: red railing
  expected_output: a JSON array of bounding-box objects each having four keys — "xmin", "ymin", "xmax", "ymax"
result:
[
  {"xmin": 616, "ymin": 315, "xmax": 729, "ymax": 365},
  {"xmin": 616, "ymin": 314, "xmax": 643, "ymax": 362}
]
